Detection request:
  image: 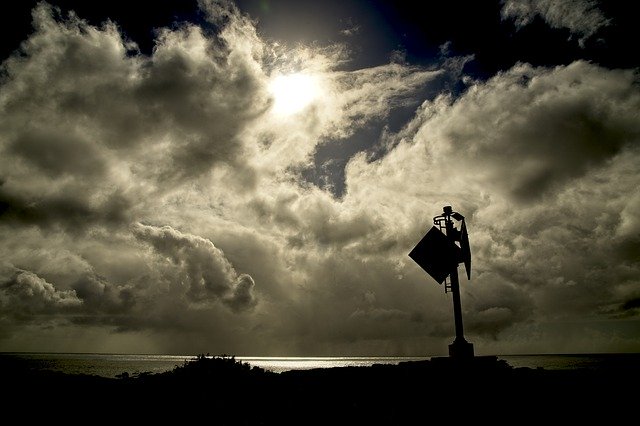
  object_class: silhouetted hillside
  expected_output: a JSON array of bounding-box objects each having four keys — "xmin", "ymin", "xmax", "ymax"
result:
[{"xmin": 2, "ymin": 354, "xmax": 636, "ymax": 424}]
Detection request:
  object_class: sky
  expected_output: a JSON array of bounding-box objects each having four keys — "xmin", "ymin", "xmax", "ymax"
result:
[{"xmin": 0, "ymin": 0, "xmax": 638, "ymax": 356}]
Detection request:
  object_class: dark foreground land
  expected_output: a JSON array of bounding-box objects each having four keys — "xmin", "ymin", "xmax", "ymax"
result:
[{"xmin": 3, "ymin": 354, "xmax": 637, "ymax": 424}]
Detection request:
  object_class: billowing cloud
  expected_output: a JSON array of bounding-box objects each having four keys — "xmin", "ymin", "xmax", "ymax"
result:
[
  {"xmin": 0, "ymin": 0, "xmax": 269, "ymax": 232},
  {"xmin": 0, "ymin": 266, "xmax": 82, "ymax": 317},
  {"xmin": 132, "ymin": 223, "xmax": 257, "ymax": 312},
  {"xmin": 0, "ymin": 0, "xmax": 638, "ymax": 355},
  {"xmin": 501, "ymin": 0, "xmax": 610, "ymax": 44},
  {"xmin": 410, "ymin": 61, "xmax": 638, "ymax": 202}
]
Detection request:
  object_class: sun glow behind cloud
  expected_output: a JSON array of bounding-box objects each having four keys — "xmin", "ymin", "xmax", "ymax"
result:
[{"xmin": 268, "ymin": 73, "xmax": 322, "ymax": 115}]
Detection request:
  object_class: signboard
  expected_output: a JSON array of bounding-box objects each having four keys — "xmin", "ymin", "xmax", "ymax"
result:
[{"xmin": 408, "ymin": 226, "xmax": 460, "ymax": 284}]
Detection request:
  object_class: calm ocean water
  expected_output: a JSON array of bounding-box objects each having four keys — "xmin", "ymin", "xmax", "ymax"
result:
[{"xmin": 1, "ymin": 352, "xmax": 638, "ymax": 378}]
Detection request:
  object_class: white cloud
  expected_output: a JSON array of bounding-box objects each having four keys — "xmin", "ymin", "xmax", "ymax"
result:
[
  {"xmin": 501, "ymin": 0, "xmax": 610, "ymax": 44},
  {"xmin": 340, "ymin": 25, "xmax": 360, "ymax": 37},
  {"xmin": 0, "ymin": 1, "xmax": 271, "ymax": 233}
]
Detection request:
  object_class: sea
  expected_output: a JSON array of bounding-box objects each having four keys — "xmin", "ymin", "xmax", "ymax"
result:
[{"xmin": 1, "ymin": 352, "xmax": 639, "ymax": 378}]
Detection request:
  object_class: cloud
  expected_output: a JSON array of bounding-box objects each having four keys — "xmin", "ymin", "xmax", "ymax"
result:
[
  {"xmin": 0, "ymin": 1, "xmax": 270, "ymax": 231},
  {"xmin": 0, "ymin": 1, "xmax": 446, "ymax": 353},
  {"xmin": 0, "ymin": 266, "xmax": 82, "ymax": 318},
  {"xmin": 249, "ymin": 55, "xmax": 439, "ymax": 173},
  {"xmin": 622, "ymin": 298, "xmax": 640, "ymax": 311},
  {"xmin": 9, "ymin": 128, "xmax": 107, "ymax": 178},
  {"xmin": 463, "ymin": 273, "xmax": 534, "ymax": 339},
  {"xmin": 132, "ymin": 223, "xmax": 257, "ymax": 312},
  {"xmin": 333, "ymin": 65, "xmax": 440, "ymax": 134},
  {"xmin": 501, "ymin": 0, "xmax": 610, "ymax": 44},
  {"xmin": 0, "ymin": 182, "xmax": 132, "ymax": 232},
  {"xmin": 0, "ymin": 0, "xmax": 431, "ymax": 344},
  {"xmin": 346, "ymin": 61, "xmax": 639, "ymax": 203},
  {"xmin": 341, "ymin": 26, "xmax": 360, "ymax": 37},
  {"xmin": 343, "ymin": 59, "xmax": 640, "ymax": 339},
  {"xmin": 0, "ymin": 1, "xmax": 435, "ymax": 232},
  {"xmin": 340, "ymin": 20, "xmax": 360, "ymax": 37},
  {"xmin": 0, "ymin": 1, "xmax": 638, "ymax": 355}
]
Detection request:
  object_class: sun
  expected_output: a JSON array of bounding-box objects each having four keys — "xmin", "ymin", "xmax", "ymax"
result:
[{"xmin": 268, "ymin": 73, "xmax": 321, "ymax": 116}]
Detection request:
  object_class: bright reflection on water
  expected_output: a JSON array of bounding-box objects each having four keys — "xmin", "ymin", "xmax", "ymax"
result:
[
  {"xmin": 2, "ymin": 353, "xmax": 638, "ymax": 378},
  {"xmin": 237, "ymin": 357, "xmax": 430, "ymax": 373}
]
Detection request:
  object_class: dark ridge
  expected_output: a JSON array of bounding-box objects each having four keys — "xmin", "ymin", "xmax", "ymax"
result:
[{"xmin": 2, "ymin": 353, "xmax": 637, "ymax": 423}]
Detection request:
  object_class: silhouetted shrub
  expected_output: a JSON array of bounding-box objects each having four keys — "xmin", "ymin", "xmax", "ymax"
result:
[{"xmin": 156, "ymin": 354, "xmax": 269, "ymax": 383}]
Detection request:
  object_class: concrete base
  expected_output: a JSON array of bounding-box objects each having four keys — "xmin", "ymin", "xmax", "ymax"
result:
[{"xmin": 448, "ymin": 339, "xmax": 474, "ymax": 359}]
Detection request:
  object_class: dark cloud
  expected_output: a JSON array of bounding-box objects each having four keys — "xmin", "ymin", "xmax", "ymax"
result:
[
  {"xmin": 0, "ymin": 266, "xmax": 81, "ymax": 318},
  {"xmin": 70, "ymin": 272, "xmax": 134, "ymax": 314},
  {"xmin": 0, "ymin": 183, "xmax": 131, "ymax": 232},
  {"xmin": 135, "ymin": 23, "xmax": 267, "ymax": 180},
  {"xmin": 9, "ymin": 129, "xmax": 107, "ymax": 178},
  {"xmin": 463, "ymin": 273, "xmax": 534, "ymax": 338},
  {"xmin": 622, "ymin": 298, "xmax": 640, "ymax": 312}
]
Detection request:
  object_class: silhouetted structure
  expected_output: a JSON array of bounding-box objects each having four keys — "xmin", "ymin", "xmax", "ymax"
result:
[{"xmin": 409, "ymin": 205, "xmax": 474, "ymax": 358}]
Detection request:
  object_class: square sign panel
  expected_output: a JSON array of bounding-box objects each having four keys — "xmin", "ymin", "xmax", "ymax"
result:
[{"xmin": 409, "ymin": 226, "xmax": 460, "ymax": 284}]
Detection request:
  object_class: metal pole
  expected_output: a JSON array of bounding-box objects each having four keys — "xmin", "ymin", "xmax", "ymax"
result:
[
  {"xmin": 445, "ymin": 214, "xmax": 465, "ymax": 341},
  {"xmin": 442, "ymin": 206, "xmax": 473, "ymax": 359}
]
